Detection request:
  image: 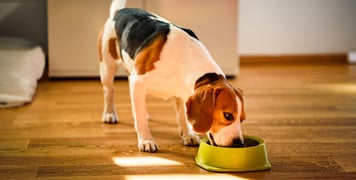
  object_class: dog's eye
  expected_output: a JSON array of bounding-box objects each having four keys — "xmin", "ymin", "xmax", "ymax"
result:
[{"xmin": 223, "ymin": 112, "xmax": 234, "ymax": 121}]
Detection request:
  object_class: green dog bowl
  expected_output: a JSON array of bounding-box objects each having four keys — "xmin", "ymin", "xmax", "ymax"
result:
[{"xmin": 195, "ymin": 135, "xmax": 271, "ymax": 172}]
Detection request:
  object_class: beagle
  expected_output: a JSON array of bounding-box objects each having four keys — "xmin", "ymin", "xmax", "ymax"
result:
[{"xmin": 98, "ymin": 0, "xmax": 246, "ymax": 152}]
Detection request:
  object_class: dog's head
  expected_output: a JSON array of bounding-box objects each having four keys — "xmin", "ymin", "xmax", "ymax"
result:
[{"xmin": 186, "ymin": 73, "xmax": 246, "ymax": 146}]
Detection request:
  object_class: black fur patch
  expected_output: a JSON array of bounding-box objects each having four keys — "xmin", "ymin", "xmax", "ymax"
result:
[
  {"xmin": 177, "ymin": 26, "xmax": 199, "ymax": 40},
  {"xmin": 114, "ymin": 8, "xmax": 170, "ymax": 60}
]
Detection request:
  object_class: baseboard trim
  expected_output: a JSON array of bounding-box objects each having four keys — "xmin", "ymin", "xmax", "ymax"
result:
[{"xmin": 240, "ymin": 54, "xmax": 348, "ymax": 65}]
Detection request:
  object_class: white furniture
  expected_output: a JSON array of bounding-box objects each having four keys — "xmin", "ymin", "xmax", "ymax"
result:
[{"xmin": 48, "ymin": 0, "xmax": 238, "ymax": 77}]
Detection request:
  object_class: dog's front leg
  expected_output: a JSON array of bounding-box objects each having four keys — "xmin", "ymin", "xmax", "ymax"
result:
[
  {"xmin": 129, "ymin": 75, "xmax": 158, "ymax": 152},
  {"xmin": 174, "ymin": 97, "xmax": 200, "ymax": 146}
]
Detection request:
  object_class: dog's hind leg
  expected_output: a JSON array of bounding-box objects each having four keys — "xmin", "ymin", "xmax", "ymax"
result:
[
  {"xmin": 98, "ymin": 21, "xmax": 121, "ymax": 124},
  {"xmin": 99, "ymin": 60, "xmax": 120, "ymax": 124}
]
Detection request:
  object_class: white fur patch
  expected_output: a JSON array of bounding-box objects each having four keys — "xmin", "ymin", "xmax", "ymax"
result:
[
  {"xmin": 149, "ymin": 13, "xmax": 171, "ymax": 24},
  {"xmin": 110, "ymin": 0, "xmax": 126, "ymax": 16},
  {"xmin": 121, "ymin": 50, "xmax": 134, "ymax": 74}
]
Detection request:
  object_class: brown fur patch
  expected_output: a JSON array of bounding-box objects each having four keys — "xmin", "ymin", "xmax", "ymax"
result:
[
  {"xmin": 97, "ymin": 26, "xmax": 104, "ymax": 62},
  {"xmin": 186, "ymin": 87, "xmax": 215, "ymax": 133},
  {"xmin": 134, "ymin": 35, "xmax": 166, "ymax": 75},
  {"xmin": 108, "ymin": 38, "xmax": 119, "ymax": 60},
  {"xmin": 232, "ymin": 87, "xmax": 246, "ymax": 122}
]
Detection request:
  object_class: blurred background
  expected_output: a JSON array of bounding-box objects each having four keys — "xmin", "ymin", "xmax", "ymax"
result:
[{"xmin": 1, "ymin": 0, "xmax": 356, "ymax": 77}]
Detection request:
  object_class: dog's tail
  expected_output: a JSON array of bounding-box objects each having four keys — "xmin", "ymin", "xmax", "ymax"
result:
[{"xmin": 110, "ymin": 0, "xmax": 126, "ymax": 17}]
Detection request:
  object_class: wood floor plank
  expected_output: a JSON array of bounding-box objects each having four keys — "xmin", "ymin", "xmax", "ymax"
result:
[{"xmin": 0, "ymin": 166, "xmax": 37, "ymax": 179}]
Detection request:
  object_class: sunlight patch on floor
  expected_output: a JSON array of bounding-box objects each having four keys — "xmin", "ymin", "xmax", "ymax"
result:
[
  {"xmin": 311, "ymin": 83, "xmax": 356, "ymax": 94},
  {"xmin": 124, "ymin": 174, "xmax": 247, "ymax": 180},
  {"xmin": 113, "ymin": 156, "xmax": 184, "ymax": 167}
]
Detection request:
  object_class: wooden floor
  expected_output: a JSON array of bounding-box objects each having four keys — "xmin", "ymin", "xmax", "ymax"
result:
[{"xmin": 1, "ymin": 62, "xmax": 356, "ymax": 179}]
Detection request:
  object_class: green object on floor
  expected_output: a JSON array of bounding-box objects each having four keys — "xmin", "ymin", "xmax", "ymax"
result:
[{"xmin": 195, "ymin": 135, "xmax": 271, "ymax": 172}]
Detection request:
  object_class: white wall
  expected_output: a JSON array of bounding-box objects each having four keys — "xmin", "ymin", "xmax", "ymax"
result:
[{"xmin": 238, "ymin": 0, "xmax": 356, "ymax": 55}]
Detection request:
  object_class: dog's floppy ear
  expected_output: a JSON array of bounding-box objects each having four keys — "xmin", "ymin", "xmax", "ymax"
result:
[
  {"xmin": 186, "ymin": 87, "xmax": 215, "ymax": 133},
  {"xmin": 233, "ymin": 87, "xmax": 246, "ymax": 122}
]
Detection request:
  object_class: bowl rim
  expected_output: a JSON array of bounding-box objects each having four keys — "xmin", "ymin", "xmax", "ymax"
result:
[{"xmin": 201, "ymin": 135, "xmax": 265, "ymax": 149}]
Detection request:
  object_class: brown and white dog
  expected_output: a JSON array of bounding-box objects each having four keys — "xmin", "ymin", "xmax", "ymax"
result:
[{"xmin": 98, "ymin": 0, "xmax": 246, "ymax": 152}]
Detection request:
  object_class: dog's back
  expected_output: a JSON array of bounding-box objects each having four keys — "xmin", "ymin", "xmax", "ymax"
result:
[{"xmin": 113, "ymin": 8, "xmax": 171, "ymax": 62}]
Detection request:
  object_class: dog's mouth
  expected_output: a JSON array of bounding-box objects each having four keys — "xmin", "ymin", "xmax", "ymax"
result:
[
  {"xmin": 208, "ymin": 132, "xmax": 217, "ymax": 146},
  {"xmin": 207, "ymin": 132, "xmax": 245, "ymax": 147}
]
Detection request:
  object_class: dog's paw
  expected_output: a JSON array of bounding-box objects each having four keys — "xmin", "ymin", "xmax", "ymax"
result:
[
  {"xmin": 138, "ymin": 140, "xmax": 158, "ymax": 153},
  {"xmin": 101, "ymin": 113, "xmax": 118, "ymax": 124},
  {"xmin": 182, "ymin": 133, "xmax": 200, "ymax": 146}
]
